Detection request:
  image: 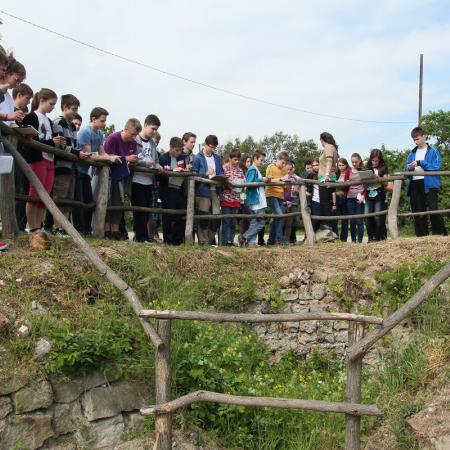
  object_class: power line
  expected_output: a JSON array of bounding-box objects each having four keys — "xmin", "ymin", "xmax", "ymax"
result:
[{"xmin": 1, "ymin": 9, "xmax": 414, "ymax": 125}]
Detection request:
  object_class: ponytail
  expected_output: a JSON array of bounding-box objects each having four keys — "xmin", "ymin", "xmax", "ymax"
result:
[{"xmin": 31, "ymin": 88, "xmax": 57, "ymax": 112}]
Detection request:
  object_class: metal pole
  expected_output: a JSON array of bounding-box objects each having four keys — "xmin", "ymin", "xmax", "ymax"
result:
[{"xmin": 418, "ymin": 53, "xmax": 423, "ymax": 125}]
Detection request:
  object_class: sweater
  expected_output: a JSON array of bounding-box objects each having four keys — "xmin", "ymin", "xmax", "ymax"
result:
[{"xmin": 265, "ymin": 163, "xmax": 288, "ymax": 199}]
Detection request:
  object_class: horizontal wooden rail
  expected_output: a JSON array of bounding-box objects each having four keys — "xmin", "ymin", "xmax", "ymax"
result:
[
  {"xmin": 15, "ymin": 193, "xmax": 96, "ymax": 209},
  {"xmin": 139, "ymin": 310, "xmax": 383, "ymax": 325},
  {"xmin": 140, "ymin": 390, "xmax": 381, "ymax": 417},
  {"xmin": 311, "ymin": 210, "xmax": 388, "ymax": 221},
  {"xmin": 398, "ymin": 208, "xmax": 450, "ymax": 217},
  {"xmin": 107, "ymin": 205, "xmax": 186, "ymax": 215}
]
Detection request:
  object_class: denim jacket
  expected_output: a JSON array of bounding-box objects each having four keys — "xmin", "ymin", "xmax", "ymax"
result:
[{"xmin": 192, "ymin": 153, "xmax": 224, "ymax": 197}]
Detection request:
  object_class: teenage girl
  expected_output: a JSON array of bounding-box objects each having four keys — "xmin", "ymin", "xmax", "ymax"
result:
[{"xmin": 346, "ymin": 153, "xmax": 366, "ymax": 243}]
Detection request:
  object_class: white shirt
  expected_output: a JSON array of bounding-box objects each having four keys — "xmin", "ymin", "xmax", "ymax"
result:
[
  {"xmin": 133, "ymin": 136, "xmax": 157, "ymax": 185},
  {"xmin": 250, "ymin": 167, "xmax": 267, "ymax": 211},
  {"xmin": 412, "ymin": 147, "xmax": 427, "ymax": 180},
  {"xmin": 312, "ymin": 184, "xmax": 320, "ymax": 203},
  {"xmin": 35, "ymin": 111, "xmax": 54, "ymax": 161},
  {"xmin": 0, "ymin": 92, "xmax": 15, "ymax": 127},
  {"xmin": 205, "ymin": 154, "xmax": 216, "ymax": 176}
]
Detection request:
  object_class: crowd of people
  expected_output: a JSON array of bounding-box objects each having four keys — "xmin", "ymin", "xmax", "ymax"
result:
[{"xmin": 0, "ymin": 47, "xmax": 447, "ymax": 251}]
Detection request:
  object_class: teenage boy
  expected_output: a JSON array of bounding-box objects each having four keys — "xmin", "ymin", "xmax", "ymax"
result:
[
  {"xmin": 301, "ymin": 159, "xmax": 313, "ymax": 178},
  {"xmin": 182, "ymin": 132, "xmax": 196, "ymax": 168},
  {"xmin": 73, "ymin": 107, "xmax": 120, "ymax": 235},
  {"xmin": 131, "ymin": 114, "xmax": 161, "ymax": 242},
  {"xmin": 158, "ymin": 137, "xmax": 187, "ymax": 245},
  {"xmin": 192, "ymin": 134, "xmax": 224, "ymax": 245},
  {"xmin": 103, "ymin": 118, "xmax": 141, "ymax": 240},
  {"xmin": 239, "ymin": 150, "xmax": 271, "ymax": 247},
  {"xmin": 405, "ymin": 127, "xmax": 447, "ymax": 236},
  {"xmin": 72, "ymin": 114, "xmax": 82, "ymax": 132},
  {"xmin": 12, "ymin": 83, "xmax": 33, "ymax": 115},
  {"xmin": 265, "ymin": 151, "xmax": 290, "ymax": 245}
]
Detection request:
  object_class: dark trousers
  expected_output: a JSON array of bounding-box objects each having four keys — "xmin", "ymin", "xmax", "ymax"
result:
[
  {"xmin": 311, "ymin": 200, "xmax": 321, "ymax": 232},
  {"xmin": 319, "ymin": 185, "xmax": 333, "ymax": 228},
  {"xmin": 72, "ymin": 173, "xmax": 93, "ymax": 235},
  {"xmin": 410, "ymin": 180, "xmax": 447, "ymax": 236},
  {"xmin": 14, "ymin": 162, "xmax": 29, "ymax": 231},
  {"xmin": 161, "ymin": 188, "xmax": 186, "ymax": 245},
  {"xmin": 131, "ymin": 182, "xmax": 153, "ymax": 242},
  {"xmin": 365, "ymin": 195, "xmax": 387, "ymax": 241},
  {"xmin": 347, "ymin": 197, "xmax": 364, "ymax": 243},
  {"xmin": 333, "ymin": 195, "xmax": 348, "ymax": 242}
]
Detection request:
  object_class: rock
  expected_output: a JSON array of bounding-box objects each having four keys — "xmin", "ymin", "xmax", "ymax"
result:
[
  {"xmin": 50, "ymin": 370, "xmax": 120, "ymax": 403},
  {"xmin": 279, "ymin": 275, "xmax": 291, "ymax": 288},
  {"xmin": 13, "ymin": 380, "xmax": 53, "ymax": 414},
  {"xmin": 0, "ymin": 313, "xmax": 9, "ymax": 333},
  {"xmin": 81, "ymin": 381, "xmax": 143, "ymax": 421},
  {"xmin": 0, "ymin": 397, "xmax": 12, "ymax": 420},
  {"xmin": 31, "ymin": 301, "xmax": 45, "ymax": 313},
  {"xmin": 123, "ymin": 411, "xmax": 145, "ymax": 433},
  {"xmin": 0, "ymin": 413, "xmax": 53, "ymax": 450},
  {"xmin": 335, "ymin": 331, "xmax": 349, "ymax": 343},
  {"xmin": 17, "ymin": 324, "xmax": 29, "ymax": 337},
  {"xmin": 297, "ymin": 285, "xmax": 312, "ymax": 300},
  {"xmin": 280, "ymin": 288, "xmax": 298, "ymax": 302},
  {"xmin": 34, "ymin": 338, "xmax": 52, "ymax": 360},
  {"xmin": 310, "ymin": 270, "xmax": 328, "ymax": 283},
  {"xmin": 299, "ymin": 321, "xmax": 316, "ymax": 334},
  {"xmin": 291, "ymin": 303, "xmax": 310, "ymax": 314},
  {"xmin": 333, "ymin": 321, "xmax": 349, "ymax": 331},
  {"xmin": 311, "ymin": 284, "xmax": 327, "ymax": 300},
  {"xmin": 53, "ymin": 400, "xmax": 83, "ymax": 436},
  {"xmin": 315, "ymin": 228, "xmax": 337, "ymax": 243},
  {"xmin": 0, "ymin": 373, "xmax": 30, "ymax": 396},
  {"xmin": 76, "ymin": 414, "xmax": 124, "ymax": 449}
]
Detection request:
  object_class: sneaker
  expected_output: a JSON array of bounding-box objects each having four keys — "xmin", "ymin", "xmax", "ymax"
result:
[
  {"xmin": 112, "ymin": 231, "xmax": 122, "ymax": 241},
  {"xmin": 0, "ymin": 241, "xmax": 9, "ymax": 251},
  {"xmin": 104, "ymin": 231, "xmax": 113, "ymax": 240},
  {"xmin": 238, "ymin": 234, "xmax": 246, "ymax": 247},
  {"xmin": 54, "ymin": 228, "xmax": 69, "ymax": 238}
]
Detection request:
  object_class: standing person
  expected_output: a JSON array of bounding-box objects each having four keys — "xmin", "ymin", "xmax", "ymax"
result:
[
  {"xmin": 265, "ymin": 151, "xmax": 290, "ymax": 245},
  {"xmin": 158, "ymin": 137, "xmax": 187, "ymax": 245},
  {"xmin": 405, "ymin": 127, "xmax": 447, "ymax": 236},
  {"xmin": 46, "ymin": 94, "xmax": 82, "ymax": 236},
  {"xmin": 301, "ymin": 159, "xmax": 313, "ymax": 179},
  {"xmin": 74, "ymin": 107, "xmax": 120, "ymax": 236},
  {"xmin": 102, "ymin": 118, "xmax": 141, "ymax": 240},
  {"xmin": 307, "ymin": 158, "xmax": 321, "ymax": 232},
  {"xmin": 346, "ymin": 153, "xmax": 366, "ymax": 243},
  {"xmin": 131, "ymin": 114, "xmax": 161, "ymax": 243},
  {"xmin": 182, "ymin": 132, "xmax": 196, "ymax": 169},
  {"xmin": 0, "ymin": 58, "xmax": 27, "ymax": 126},
  {"xmin": 192, "ymin": 135, "xmax": 224, "ymax": 245},
  {"xmin": 365, "ymin": 149, "xmax": 388, "ymax": 241},
  {"xmin": 318, "ymin": 132, "xmax": 339, "ymax": 229},
  {"xmin": 220, "ymin": 148, "xmax": 245, "ymax": 246},
  {"xmin": 283, "ymin": 161, "xmax": 301, "ymax": 244},
  {"xmin": 22, "ymin": 89, "xmax": 64, "ymax": 233},
  {"xmin": 239, "ymin": 154, "xmax": 253, "ymax": 238},
  {"xmin": 334, "ymin": 158, "xmax": 351, "ymax": 242},
  {"xmin": 239, "ymin": 150, "xmax": 271, "ymax": 247}
]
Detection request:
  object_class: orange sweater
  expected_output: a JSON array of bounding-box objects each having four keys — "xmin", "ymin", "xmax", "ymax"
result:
[{"xmin": 265, "ymin": 163, "xmax": 288, "ymax": 199}]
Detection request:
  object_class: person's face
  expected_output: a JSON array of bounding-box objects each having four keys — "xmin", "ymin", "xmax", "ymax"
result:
[
  {"xmin": 288, "ymin": 165, "xmax": 295, "ymax": 175},
  {"xmin": 92, "ymin": 114, "xmax": 107, "ymax": 130},
  {"xmin": 170, "ymin": 146, "xmax": 183, "ymax": 158},
  {"xmin": 245, "ymin": 157, "xmax": 251, "ymax": 168},
  {"xmin": 204, "ymin": 143, "xmax": 217, "ymax": 155},
  {"xmin": 15, "ymin": 93, "xmax": 31, "ymax": 110},
  {"xmin": 143, "ymin": 124, "xmax": 158, "ymax": 140},
  {"xmin": 122, "ymin": 128, "xmax": 139, "ymax": 141},
  {"xmin": 183, "ymin": 137, "xmax": 196, "ymax": 152},
  {"xmin": 63, "ymin": 104, "xmax": 79, "ymax": 121},
  {"xmin": 230, "ymin": 156, "xmax": 240, "ymax": 168},
  {"xmin": 337, "ymin": 161, "xmax": 347, "ymax": 172},
  {"xmin": 153, "ymin": 135, "xmax": 161, "ymax": 145},
  {"xmin": 41, "ymin": 97, "xmax": 57, "ymax": 114},
  {"xmin": 0, "ymin": 64, "xmax": 7, "ymax": 80},
  {"xmin": 72, "ymin": 119, "xmax": 82, "ymax": 131},
  {"xmin": 412, "ymin": 134, "xmax": 427, "ymax": 147},
  {"xmin": 351, "ymin": 157, "xmax": 361, "ymax": 169},
  {"xmin": 275, "ymin": 159, "xmax": 287, "ymax": 169},
  {"xmin": 305, "ymin": 164, "xmax": 313, "ymax": 174},
  {"xmin": 312, "ymin": 161, "xmax": 319, "ymax": 173},
  {"xmin": 370, "ymin": 156, "xmax": 380, "ymax": 168},
  {"xmin": 253, "ymin": 155, "xmax": 265, "ymax": 168},
  {"xmin": 5, "ymin": 72, "xmax": 25, "ymax": 89}
]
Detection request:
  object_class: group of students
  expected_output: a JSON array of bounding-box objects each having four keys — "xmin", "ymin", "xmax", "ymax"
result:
[{"xmin": 0, "ymin": 48, "xmax": 447, "ymax": 250}]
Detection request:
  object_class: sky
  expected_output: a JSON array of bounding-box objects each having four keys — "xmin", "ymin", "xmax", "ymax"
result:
[{"xmin": 1, "ymin": 0, "xmax": 450, "ymax": 159}]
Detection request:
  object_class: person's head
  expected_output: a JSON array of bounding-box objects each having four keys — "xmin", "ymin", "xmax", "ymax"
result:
[
  {"xmin": 0, "ymin": 51, "xmax": 12, "ymax": 80},
  {"xmin": 169, "ymin": 136, "xmax": 183, "ymax": 157},
  {"xmin": 252, "ymin": 149, "xmax": 266, "ymax": 168},
  {"xmin": 4, "ymin": 60, "xmax": 26, "ymax": 88},
  {"xmin": 90, "ymin": 107, "xmax": 109, "ymax": 130},
  {"xmin": 153, "ymin": 131, "xmax": 161, "ymax": 146},
  {"xmin": 140, "ymin": 114, "xmax": 160, "ymax": 140},
  {"xmin": 72, "ymin": 114, "xmax": 82, "ymax": 131},
  {"xmin": 410, "ymin": 127, "xmax": 427, "ymax": 148},
  {"xmin": 228, "ymin": 148, "xmax": 241, "ymax": 168},
  {"xmin": 286, "ymin": 160, "xmax": 295, "ymax": 175},
  {"xmin": 275, "ymin": 151, "xmax": 289, "ymax": 169},
  {"xmin": 350, "ymin": 153, "xmax": 364, "ymax": 170},
  {"xmin": 203, "ymin": 135, "xmax": 219, "ymax": 156},
  {"xmin": 60, "ymin": 94, "xmax": 80, "ymax": 121},
  {"xmin": 122, "ymin": 118, "xmax": 142, "ymax": 141},
  {"xmin": 31, "ymin": 88, "xmax": 58, "ymax": 114},
  {"xmin": 12, "ymin": 83, "xmax": 33, "ymax": 111},
  {"xmin": 182, "ymin": 132, "xmax": 197, "ymax": 154},
  {"xmin": 368, "ymin": 149, "xmax": 384, "ymax": 169},
  {"xmin": 304, "ymin": 158, "xmax": 313, "ymax": 175},
  {"xmin": 337, "ymin": 157, "xmax": 350, "ymax": 174},
  {"xmin": 319, "ymin": 132, "xmax": 338, "ymax": 150},
  {"xmin": 311, "ymin": 158, "xmax": 320, "ymax": 174}
]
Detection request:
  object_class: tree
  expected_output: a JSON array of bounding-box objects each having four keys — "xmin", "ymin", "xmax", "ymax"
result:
[{"xmin": 421, "ymin": 110, "xmax": 450, "ymax": 154}]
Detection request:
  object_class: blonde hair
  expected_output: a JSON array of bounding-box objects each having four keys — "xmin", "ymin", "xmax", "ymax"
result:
[
  {"xmin": 124, "ymin": 118, "xmax": 142, "ymax": 133},
  {"xmin": 31, "ymin": 88, "xmax": 57, "ymax": 112}
]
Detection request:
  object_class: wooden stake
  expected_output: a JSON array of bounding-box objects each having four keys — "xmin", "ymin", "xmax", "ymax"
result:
[
  {"xmin": 92, "ymin": 165, "xmax": 110, "ymax": 238},
  {"xmin": 300, "ymin": 185, "xmax": 315, "ymax": 245},
  {"xmin": 184, "ymin": 177, "xmax": 195, "ymax": 245},
  {"xmin": 387, "ymin": 178, "xmax": 402, "ymax": 239}
]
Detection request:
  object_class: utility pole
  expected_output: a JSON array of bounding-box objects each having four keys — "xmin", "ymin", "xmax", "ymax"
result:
[{"xmin": 418, "ymin": 53, "xmax": 423, "ymax": 125}]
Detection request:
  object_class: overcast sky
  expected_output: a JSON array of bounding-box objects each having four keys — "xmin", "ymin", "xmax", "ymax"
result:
[{"xmin": 1, "ymin": 1, "xmax": 450, "ymax": 159}]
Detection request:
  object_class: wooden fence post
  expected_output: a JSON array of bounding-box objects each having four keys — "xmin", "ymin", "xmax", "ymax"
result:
[
  {"xmin": 154, "ymin": 319, "xmax": 172, "ymax": 450},
  {"xmin": 345, "ymin": 321, "xmax": 365, "ymax": 450},
  {"xmin": 92, "ymin": 165, "xmax": 110, "ymax": 238},
  {"xmin": 387, "ymin": 178, "xmax": 402, "ymax": 239},
  {"xmin": 299, "ymin": 185, "xmax": 315, "ymax": 245},
  {"xmin": 184, "ymin": 177, "xmax": 195, "ymax": 245},
  {"xmin": 0, "ymin": 135, "xmax": 19, "ymax": 238}
]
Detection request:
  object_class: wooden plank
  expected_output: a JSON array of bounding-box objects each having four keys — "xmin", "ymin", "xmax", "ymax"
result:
[
  {"xmin": 300, "ymin": 185, "xmax": 315, "ymax": 245},
  {"xmin": 184, "ymin": 178, "xmax": 195, "ymax": 245},
  {"xmin": 387, "ymin": 179, "xmax": 402, "ymax": 239},
  {"xmin": 92, "ymin": 165, "xmax": 110, "ymax": 238}
]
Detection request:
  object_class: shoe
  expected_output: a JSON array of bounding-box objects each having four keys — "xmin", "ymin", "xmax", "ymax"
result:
[
  {"xmin": 54, "ymin": 228, "xmax": 69, "ymax": 238},
  {"xmin": 112, "ymin": 231, "xmax": 122, "ymax": 241},
  {"xmin": 238, "ymin": 234, "xmax": 246, "ymax": 247},
  {"xmin": 104, "ymin": 231, "xmax": 113, "ymax": 240},
  {"xmin": 0, "ymin": 241, "xmax": 9, "ymax": 251}
]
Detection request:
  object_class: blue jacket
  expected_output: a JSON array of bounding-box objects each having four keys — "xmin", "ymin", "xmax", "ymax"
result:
[
  {"xmin": 405, "ymin": 144, "xmax": 442, "ymax": 194},
  {"xmin": 245, "ymin": 165, "xmax": 265, "ymax": 206},
  {"xmin": 192, "ymin": 153, "xmax": 224, "ymax": 197}
]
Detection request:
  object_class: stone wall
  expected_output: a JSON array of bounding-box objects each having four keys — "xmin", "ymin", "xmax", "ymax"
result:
[{"xmin": 0, "ymin": 371, "xmax": 148, "ymax": 450}]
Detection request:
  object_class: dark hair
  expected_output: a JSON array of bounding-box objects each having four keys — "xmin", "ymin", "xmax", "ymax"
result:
[
  {"xmin": 12, "ymin": 83, "xmax": 33, "ymax": 99},
  {"xmin": 277, "ymin": 151, "xmax": 289, "ymax": 161},
  {"xmin": 90, "ymin": 107, "xmax": 109, "ymax": 121},
  {"xmin": 312, "ymin": 157, "xmax": 319, "ymax": 164},
  {"xmin": 73, "ymin": 113, "xmax": 82, "ymax": 122},
  {"xmin": 31, "ymin": 88, "xmax": 57, "ymax": 112},
  {"xmin": 182, "ymin": 132, "xmax": 196, "ymax": 142},
  {"xmin": 170, "ymin": 136, "xmax": 183, "ymax": 148},
  {"xmin": 205, "ymin": 135, "xmax": 219, "ymax": 147},
  {"xmin": 144, "ymin": 114, "xmax": 161, "ymax": 126},
  {"xmin": 367, "ymin": 148, "xmax": 388, "ymax": 176},
  {"xmin": 350, "ymin": 153, "xmax": 364, "ymax": 170},
  {"xmin": 6, "ymin": 59, "xmax": 26, "ymax": 77},
  {"xmin": 61, "ymin": 94, "xmax": 80, "ymax": 110},
  {"xmin": 411, "ymin": 127, "xmax": 426, "ymax": 138},
  {"xmin": 320, "ymin": 132, "xmax": 338, "ymax": 150},
  {"xmin": 252, "ymin": 149, "xmax": 266, "ymax": 160},
  {"xmin": 229, "ymin": 148, "xmax": 241, "ymax": 159},
  {"xmin": 0, "ymin": 51, "xmax": 9, "ymax": 68},
  {"xmin": 304, "ymin": 158, "xmax": 313, "ymax": 167}
]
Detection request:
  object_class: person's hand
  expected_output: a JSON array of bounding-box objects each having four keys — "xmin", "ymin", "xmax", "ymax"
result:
[
  {"xmin": 172, "ymin": 167, "xmax": 183, "ymax": 172},
  {"xmin": 79, "ymin": 150, "xmax": 91, "ymax": 160},
  {"xmin": 207, "ymin": 168, "xmax": 215, "ymax": 176},
  {"xmin": 408, "ymin": 161, "xmax": 417, "ymax": 170},
  {"xmin": 8, "ymin": 110, "xmax": 25, "ymax": 122},
  {"xmin": 357, "ymin": 197, "xmax": 364, "ymax": 204},
  {"xmin": 126, "ymin": 154, "xmax": 139, "ymax": 165},
  {"xmin": 280, "ymin": 174, "xmax": 290, "ymax": 181},
  {"xmin": 332, "ymin": 204, "xmax": 337, "ymax": 211},
  {"xmin": 264, "ymin": 176, "xmax": 272, "ymax": 183},
  {"xmin": 52, "ymin": 136, "xmax": 64, "ymax": 147},
  {"xmin": 145, "ymin": 159, "xmax": 154, "ymax": 168},
  {"xmin": 109, "ymin": 154, "xmax": 122, "ymax": 164}
]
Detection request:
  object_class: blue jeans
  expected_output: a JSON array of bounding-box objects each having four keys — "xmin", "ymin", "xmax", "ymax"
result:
[
  {"xmin": 335, "ymin": 195, "xmax": 348, "ymax": 242},
  {"xmin": 221, "ymin": 206, "xmax": 239, "ymax": 245},
  {"xmin": 347, "ymin": 197, "xmax": 364, "ymax": 243},
  {"xmin": 267, "ymin": 197, "xmax": 284, "ymax": 244},
  {"xmin": 243, "ymin": 208, "xmax": 266, "ymax": 244},
  {"xmin": 365, "ymin": 196, "xmax": 387, "ymax": 241}
]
